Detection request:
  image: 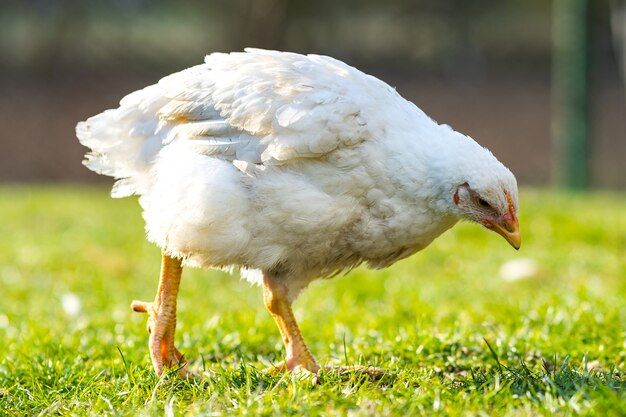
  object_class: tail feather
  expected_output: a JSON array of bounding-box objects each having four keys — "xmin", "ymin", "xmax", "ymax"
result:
[{"xmin": 76, "ymin": 85, "xmax": 168, "ymax": 198}]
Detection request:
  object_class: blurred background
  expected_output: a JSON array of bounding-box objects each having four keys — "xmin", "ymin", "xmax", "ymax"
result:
[{"xmin": 0, "ymin": 0, "xmax": 624, "ymax": 188}]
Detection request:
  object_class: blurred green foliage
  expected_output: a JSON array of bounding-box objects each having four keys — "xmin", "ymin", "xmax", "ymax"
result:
[
  {"xmin": 0, "ymin": 0, "xmax": 561, "ymax": 77},
  {"xmin": 0, "ymin": 1, "xmax": 624, "ymax": 186}
]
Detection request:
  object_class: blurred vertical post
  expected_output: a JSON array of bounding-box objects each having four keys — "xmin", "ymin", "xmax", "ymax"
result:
[
  {"xmin": 611, "ymin": 0, "xmax": 626, "ymax": 101},
  {"xmin": 552, "ymin": 0, "xmax": 590, "ymax": 189}
]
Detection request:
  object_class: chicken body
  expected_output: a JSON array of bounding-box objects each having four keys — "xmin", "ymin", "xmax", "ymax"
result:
[
  {"xmin": 143, "ymin": 139, "xmax": 460, "ymax": 300},
  {"xmin": 77, "ymin": 49, "xmax": 520, "ymax": 376}
]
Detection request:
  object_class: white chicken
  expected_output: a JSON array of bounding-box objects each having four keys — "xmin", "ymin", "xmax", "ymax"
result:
[{"xmin": 77, "ymin": 49, "xmax": 521, "ymax": 377}]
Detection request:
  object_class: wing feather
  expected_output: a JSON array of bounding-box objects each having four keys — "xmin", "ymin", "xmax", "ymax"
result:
[
  {"xmin": 78, "ymin": 49, "xmax": 404, "ymax": 197},
  {"xmin": 156, "ymin": 49, "xmax": 392, "ymax": 164}
]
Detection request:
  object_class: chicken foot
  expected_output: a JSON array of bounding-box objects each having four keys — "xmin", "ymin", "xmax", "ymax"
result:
[
  {"xmin": 131, "ymin": 253, "xmax": 190, "ymax": 377},
  {"xmin": 262, "ymin": 273, "xmax": 321, "ymax": 374},
  {"xmin": 262, "ymin": 273, "xmax": 387, "ymax": 381}
]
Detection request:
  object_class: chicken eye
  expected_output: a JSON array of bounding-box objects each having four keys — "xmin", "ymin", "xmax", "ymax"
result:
[{"xmin": 477, "ymin": 198, "xmax": 492, "ymax": 209}]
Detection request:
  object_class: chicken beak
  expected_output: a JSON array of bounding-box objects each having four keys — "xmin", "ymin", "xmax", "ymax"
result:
[{"xmin": 488, "ymin": 212, "xmax": 521, "ymax": 250}]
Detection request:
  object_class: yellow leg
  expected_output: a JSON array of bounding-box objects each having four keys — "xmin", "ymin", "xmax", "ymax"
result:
[
  {"xmin": 131, "ymin": 253, "xmax": 190, "ymax": 377},
  {"xmin": 263, "ymin": 274, "xmax": 320, "ymax": 374}
]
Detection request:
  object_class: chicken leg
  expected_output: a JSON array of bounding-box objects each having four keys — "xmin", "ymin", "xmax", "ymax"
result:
[
  {"xmin": 263, "ymin": 273, "xmax": 320, "ymax": 374},
  {"xmin": 263, "ymin": 273, "xmax": 387, "ymax": 380},
  {"xmin": 131, "ymin": 253, "xmax": 189, "ymax": 377}
]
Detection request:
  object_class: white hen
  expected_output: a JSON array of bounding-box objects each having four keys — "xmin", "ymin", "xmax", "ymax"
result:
[{"xmin": 77, "ymin": 49, "xmax": 520, "ymax": 377}]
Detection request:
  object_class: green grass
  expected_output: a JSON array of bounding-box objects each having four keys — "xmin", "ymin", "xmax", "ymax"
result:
[{"xmin": 0, "ymin": 185, "xmax": 625, "ymax": 416}]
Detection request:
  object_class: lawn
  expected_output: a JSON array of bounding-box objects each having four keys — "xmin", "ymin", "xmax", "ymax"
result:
[{"xmin": 0, "ymin": 186, "xmax": 625, "ymax": 416}]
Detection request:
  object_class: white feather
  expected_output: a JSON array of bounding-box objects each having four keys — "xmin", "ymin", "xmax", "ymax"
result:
[{"xmin": 76, "ymin": 49, "xmax": 517, "ymax": 299}]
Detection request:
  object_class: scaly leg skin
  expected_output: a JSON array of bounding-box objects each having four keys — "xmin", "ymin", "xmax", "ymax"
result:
[
  {"xmin": 131, "ymin": 252, "xmax": 191, "ymax": 378},
  {"xmin": 262, "ymin": 273, "xmax": 320, "ymax": 374},
  {"xmin": 262, "ymin": 273, "xmax": 387, "ymax": 382}
]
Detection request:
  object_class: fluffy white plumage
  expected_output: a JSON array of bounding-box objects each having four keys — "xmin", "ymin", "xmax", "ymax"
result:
[{"xmin": 77, "ymin": 49, "xmax": 519, "ymax": 301}]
